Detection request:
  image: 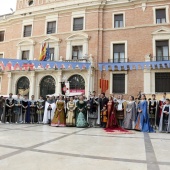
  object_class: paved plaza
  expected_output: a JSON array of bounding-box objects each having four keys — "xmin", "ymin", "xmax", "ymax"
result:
[{"xmin": 0, "ymin": 124, "xmax": 169, "ymax": 170}]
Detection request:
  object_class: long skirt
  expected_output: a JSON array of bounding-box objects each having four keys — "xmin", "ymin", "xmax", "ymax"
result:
[{"xmin": 66, "ymin": 110, "xmax": 75, "ymax": 126}]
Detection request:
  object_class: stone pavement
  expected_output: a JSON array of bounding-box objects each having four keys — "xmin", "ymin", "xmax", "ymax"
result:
[{"xmin": 0, "ymin": 124, "xmax": 169, "ymax": 170}]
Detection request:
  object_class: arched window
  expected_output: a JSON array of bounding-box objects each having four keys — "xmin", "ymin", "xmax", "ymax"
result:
[
  {"xmin": 40, "ymin": 76, "xmax": 55, "ymax": 97},
  {"xmin": 16, "ymin": 76, "xmax": 30, "ymax": 96},
  {"xmin": 68, "ymin": 74, "xmax": 85, "ymax": 92}
]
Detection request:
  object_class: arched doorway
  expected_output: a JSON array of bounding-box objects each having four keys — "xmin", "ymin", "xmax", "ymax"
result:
[
  {"xmin": 40, "ymin": 76, "xmax": 55, "ymax": 98},
  {"xmin": 68, "ymin": 74, "xmax": 85, "ymax": 93},
  {"xmin": 16, "ymin": 77, "xmax": 30, "ymax": 96}
]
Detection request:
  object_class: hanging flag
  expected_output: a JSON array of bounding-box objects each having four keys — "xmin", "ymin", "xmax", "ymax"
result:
[
  {"xmin": 44, "ymin": 43, "xmax": 50, "ymax": 61},
  {"xmin": 99, "ymin": 79, "xmax": 109, "ymax": 93},
  {"xmin": 38, "ymin": 43, "xmax": 46, "ymax": 61}
]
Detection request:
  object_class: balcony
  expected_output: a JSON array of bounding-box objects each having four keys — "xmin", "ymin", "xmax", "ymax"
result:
[
  {"xmin": 108, "ymin": 58, "xmax": 128, "ymax": 63},
  {"xmin": 156, "ymin": 56, "xmax": 170, "ymax": 61}
]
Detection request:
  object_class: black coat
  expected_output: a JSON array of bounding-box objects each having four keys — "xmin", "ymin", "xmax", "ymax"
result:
[{"xmin": 98, "ymin": 97, "xmax": 109, "ymax": 110}]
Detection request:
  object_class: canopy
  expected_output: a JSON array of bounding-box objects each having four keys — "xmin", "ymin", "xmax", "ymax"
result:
[
  {"xmin": 0, "ymin": 58, "xmax": 91, "ymax": 71},
  {"xmin": 98, "ymin": 61, "xmax": 170, "ymax": 71}
]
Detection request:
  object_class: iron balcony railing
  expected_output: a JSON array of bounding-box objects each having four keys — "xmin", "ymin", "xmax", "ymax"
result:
[
  {"xmin": 156, "ymin": 56, "xmax": 170, "ymax": 61},
  {"xmin": 108, "ymin": 58, "xmax": 128, "ymax": 63},
  {"xmin": 65, "ymin": 58, "xmax": 88, "ymax": 62}
]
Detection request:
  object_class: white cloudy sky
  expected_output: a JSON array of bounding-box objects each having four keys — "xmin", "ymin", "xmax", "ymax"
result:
[{"xmin": 0, "ymin": 0, "xmax": 17, "ymax": 15}]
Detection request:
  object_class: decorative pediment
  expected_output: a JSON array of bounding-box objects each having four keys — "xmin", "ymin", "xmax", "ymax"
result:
[
  {"xmin": 17, "ymin": 39, "xmax": 35, "ymax": 46},
  {"xmin": 152, "ymin": 27, "xmax": 170, "ymax": 35},
  {"xmin": 41, "ymin": 36, "xmax": 61, "ymax": 43},
  {"xmin": 66, "ymin": 33, "xmax": 90, "ymax": 41}
]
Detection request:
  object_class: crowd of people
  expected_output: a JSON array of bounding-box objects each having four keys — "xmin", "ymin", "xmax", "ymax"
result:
[{"xmin": 0, "ymin": 91, "xmax": 169, "ymax": 133}]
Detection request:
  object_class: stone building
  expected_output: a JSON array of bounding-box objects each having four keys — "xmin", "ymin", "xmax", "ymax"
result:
[{"xmin": 0, "ymin": 0, "xmax": 170, "ymax": 99}]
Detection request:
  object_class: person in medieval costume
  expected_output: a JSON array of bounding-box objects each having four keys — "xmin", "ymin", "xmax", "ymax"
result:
[
  {"xmin": 43, "ymin": 96, "xmax": 56, "ymax": 124},
  {"xmin": 29, "ymin": 95, "xmax": 37, "ymax": 124},
  {"xmin": 14, "ymin": 94, "xmax": 22, "ymax": 124},
  {"xmin": 149, "ymin": 94, "xmax": 157, "ymax": 129},
  {"xmin": 88, "ymin": 91, "xmax": 99, "ymax": 127},
  {"xmin": 157, "ymin": 92, "xmax": 166, "ymax": 126},
  {"xmin": 134, "ymin": 94, "xmax": 154, "ymax": 132},
  {"xmin": 106, "ymin": 97, "xmax": 118, "ymax": 129},
  {"xmin": 22, "ymin": 95, "xmax": 29, "ymax": 123},
  {"xmin": 76, "ymin": 95, "xmax": 87, "ymax": 128},
  {"xmin": 159, "ymin": 98, "xmax": 170, "ymax": 133},
  {"xmin": 123, "ymin": 96, "xmax": 136, "ymax": 129},
  {"xmin": 5, "ymin": 93, "xmax": 15, "ymax": 123},
  {"xmin": 100, "ymin": 105, "xmax": 108, "ymax": 128},
  {"xmin": 51, "ymin": 95, "xmax": 66, "ymax": 127},
  {"xmin": 36, "ymin": 96, "xmax": 45, "ymax": 123},
  {"xmin": 66, "ymin": 96, "xmax": 76, "ymax": 127},
  {"xmin": 0, "ymin": 96, "xmax": 5, "ymax": 123},
  {"xmin": 98, "ymin": 93, "xmax": 109, "ymax": 127},
  {"xmin": 116, "ymin": 95, "xmax": 126, "ymax": 127}
]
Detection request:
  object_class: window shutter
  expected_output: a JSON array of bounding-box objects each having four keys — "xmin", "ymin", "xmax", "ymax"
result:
[
  {"xmin": 114, "ymin": 14, "xmax": 123, "ymax": 21},
  {"xmin": 112, "ymin": 74, "xmax": 125, "ymax": 93},
  {"xmin": 113, "ymin": 44, "xmax": 125, "ymax": 53},
  {"xmin": 156, "ymin": 40, "xmax": 168, "ymax": 46},
  {"xmin": 155, "ymin": 73, "xmax": 170, "ymax": 92},
  {"xmin": 0, "ymin": 31, "xmax": 5, "ymax": 41},
  {"xmin": 156, "ymin": 9, "xmax": 166, "ymax": 19}
]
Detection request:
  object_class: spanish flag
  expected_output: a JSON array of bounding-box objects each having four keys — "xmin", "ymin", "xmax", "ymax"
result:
[{"xmin": 39, "ymin": 43, "xmax": 46, "ymax": 61}]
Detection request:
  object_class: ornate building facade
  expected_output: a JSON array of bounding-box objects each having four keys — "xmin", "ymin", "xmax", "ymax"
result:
[{"xmin": 0, "ymin": 0, "xmax": 170, "ymax": 99}]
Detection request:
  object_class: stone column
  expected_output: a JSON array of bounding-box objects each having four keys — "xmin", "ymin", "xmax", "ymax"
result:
[
  {"xmin": 7, "ymin": 72, "xmax": 12, "ymax": 94},
  {"xmin": 55, "ymin": 43, "xmax": 60, "ymax": 61},
  {"xmin": 57, "ymin": 70, "xmax": 62, "ymax": 95},
  {"xmin": 66, "ymin": 41, "xmax": 71, "ymax": 60},
  {"xmin": 144, "ymin": 68, "xmax": 151, "ymax": 94},
  {"xmin": 29, "ymin": 45, "xmax": 34, "ymax": 60},
  {"xmin": 83, "ymin": 39, "xmax": 88, "ymax": 56},
  {"xmin": 17, "ymin": 46, "xmax": 21, "ymax": 59},
  {"xmin": 29, "ymin": 71, "xmax": 35, "ymax": 98}
]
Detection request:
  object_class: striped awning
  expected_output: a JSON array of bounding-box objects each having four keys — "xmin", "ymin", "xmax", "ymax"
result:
[
  {"xmin": 98, "ymin": 61, "xmax": 170, "ymax": 71},
  {"xmin": 0, "ymin": 58, "xmax": 91, "ymax": 71}
]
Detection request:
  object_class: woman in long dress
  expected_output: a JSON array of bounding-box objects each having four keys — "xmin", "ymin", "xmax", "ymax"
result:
[
  {"xmin": 51, "ymin": 96, "xmax": 66, "ymax": 127},
  {"xmin": 124, "ymin": 96, "xmax": 136, "ymax": 129},
  {"xmin": 106, "ymin": 96, "xmax": 118, "ymax": 128},
  {"xmin": 66, "ymin": 97, "xmax": 76, "ymax": 127},
  {"xmin": 76, "ymin": 95, "xmax": 87, "ymax": 128},
  {"xmin": 159, "ymin": 98, "xmax": 170, "ymax": 133},
  {"xmin": 134, "ymin": 94, "xmax": 154, "ymax": 132}
]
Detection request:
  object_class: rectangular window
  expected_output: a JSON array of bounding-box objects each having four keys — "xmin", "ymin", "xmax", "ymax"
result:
[
  {"xmin": 156, "ymin": 40, "xmax": 169, "ymax": 61},
  {"xmin": 47, "ymin": 21, "xmax": 56, "ymax": 34},
  {"xmin": 112, "ymin": 74, "xmax": 125, "ymax": 93},
  {"xmin": 114, "ymin": 14, "xmax": 124, "ymax": 28},
  {"xmin": 156, "ymin": 9, "xmax": 166, "ymax": 24},
  {"xmin": 113, "ymin": 44, "xmax": 125, "ymax": 62},
  {"xmin": 0, "ymin": 31, "xmax": 5, "ymax": 42},
  {"xmin": 155, "ymin": 73, "xmax": 170, "ymax": 92},
  {"xmin": 73, "ymin": 17, "xmax": 84, "ymax": 31},
  {"xmin": 0, "ymin": 53, "xmax": 3, "ymax": 58},
  {"xmin": 23, "ymin": 25, "xmax": 32, "ymax": 37},
  {"xmin": 22, "ymin": 50, "xmax": 29, "ymax": 60},
  {"xmin": 72, "ymin": 46, "xmax": 83, "ymax": 60},
  {"xmin": 49, "ymin": 48, "xmax": 54, "ymax": 61}
]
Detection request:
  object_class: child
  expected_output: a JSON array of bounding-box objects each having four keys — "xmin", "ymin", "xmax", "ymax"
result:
[{"xmin": 101, "ymin": 105, "xmax": 108, "ymax": 128}]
